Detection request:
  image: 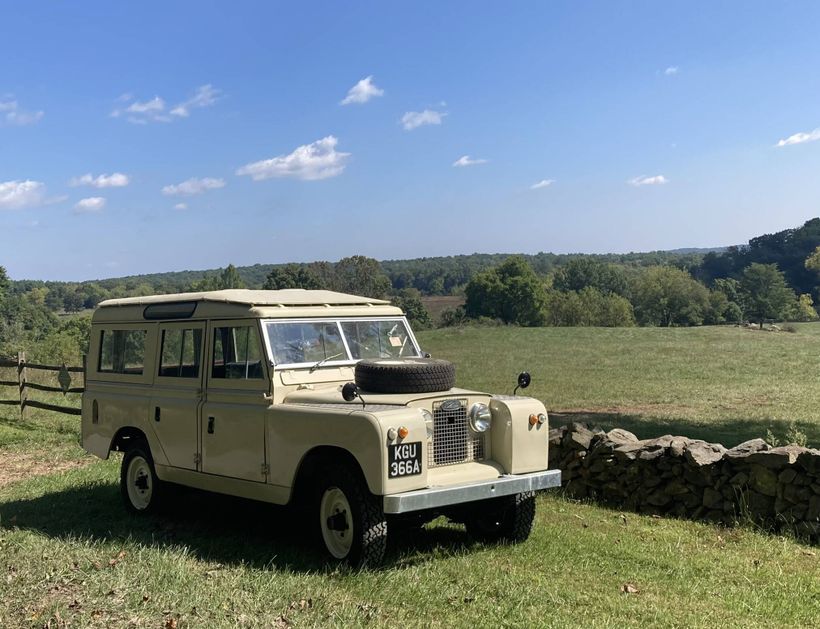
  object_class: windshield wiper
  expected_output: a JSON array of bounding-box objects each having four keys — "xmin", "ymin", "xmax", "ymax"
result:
[{"xmin": 309, "ymin": 351, "xmax": 345, "ymax": 373}]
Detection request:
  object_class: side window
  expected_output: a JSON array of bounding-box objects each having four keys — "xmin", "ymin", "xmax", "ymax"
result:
[
  {"xmin": 159, "ymin": 328, "xmax": 203, "ymax": 378},
  {"xmin": 211, "ymin": 325, "xmax": 265, "ymax": 380},
  {"xmin": 98, "ymin": 329, "xmax": 147, "ymax": 375}
]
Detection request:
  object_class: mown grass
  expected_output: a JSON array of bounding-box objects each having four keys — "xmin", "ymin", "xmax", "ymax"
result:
[
  {"xmin": 1, "ymin": 325, "xmax": 819, "ymax": 627},
  {"xmin": 420, "ymin": 323, "xmax": 820, "ymax": 446},
  {"xmin": 1, "ymin": 461, "xmax": 818, "ymax": 628}
]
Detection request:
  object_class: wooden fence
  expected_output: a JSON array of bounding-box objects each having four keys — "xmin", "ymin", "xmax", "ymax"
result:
[{"xmin": 0, "ymin": 352, "xmax": 85, "ymax": 417}]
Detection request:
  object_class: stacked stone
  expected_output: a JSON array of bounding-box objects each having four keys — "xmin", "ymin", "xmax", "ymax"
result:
[{"xmin": 548, "ymin": 423, "xmax": 820, "ymax": 540}]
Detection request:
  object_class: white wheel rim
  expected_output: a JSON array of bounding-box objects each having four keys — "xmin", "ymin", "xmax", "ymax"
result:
[
  {"xmin": 126, "ymin": 456, "xmax": 153, "ymax": 510},
  {"xmin": 320, "ymin": 487, "xmax": 354, "ymax": 559}
]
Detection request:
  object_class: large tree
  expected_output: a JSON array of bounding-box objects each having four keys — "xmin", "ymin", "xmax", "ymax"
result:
[
  {"xmin": 263, "ymin": 264, "xmax": 324, "ymax": 290},
  {"xmin": 465, "ymin": 256, "xmax": 547, "ymax": 326},
  {"xmin": 552, "ymin": 258, "xmax": 629, "ymax": 297},
  {"xmin": 332, "ymin": 256, "xmax": 391, "ymax": 298},
  {"xmin": 631, "ymin": 266, "xmax": 712, "ymax": 326},
  {"xmin": 740, "ymin": 263, "xmax": 795, "ymax": 327}
]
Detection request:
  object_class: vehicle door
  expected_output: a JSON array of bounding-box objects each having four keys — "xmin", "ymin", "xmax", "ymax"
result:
[
  {"xmin": 201, "ymin": 320, "xmax": 269, "ymax": 482},
  {"xmin": 150, "ymin": 322, "xmax": 205, "ymax": 470}
]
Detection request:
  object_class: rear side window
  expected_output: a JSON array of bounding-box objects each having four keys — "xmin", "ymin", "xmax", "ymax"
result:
[
  {"xmin": 212, "ymin": 325, "xmax": 265, "ymax": 380},
  {"xmin": 159, "ymin": 328, "xmax": 203, "ymax": 378},
  {"xmin": 98, "ymin": 329, "xmax": 147, "ymax": 375}
]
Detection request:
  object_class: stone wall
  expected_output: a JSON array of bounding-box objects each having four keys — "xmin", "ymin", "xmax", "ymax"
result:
[{"xmin": 548, "ymin": 423, "xmax": 820, "ymax": 540}]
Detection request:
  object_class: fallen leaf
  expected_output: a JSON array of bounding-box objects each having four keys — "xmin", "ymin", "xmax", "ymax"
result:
[
  {"xmin": 164, "ymin": 617, "xmax": 178, "ymax": 629},
  {"xmin": 288, "ymin": 599, "xmax": 312, "ymax": 611},
  {"xmin": 91, "ymin": 610, "xmax": 103, "ymax": 619},
  {"xmin": 801, "ymin": 550, "xmax": 816, "ymax": 557},
  {"xmin": 274, "ymin": 614, "xmax": 291, "ymax": 628},
  {"xmin": 620, "ymin": 583, "xmax": 639, "ymax": 594},
  {"xmin": 68, "ymin": 599, "xmax": 82, "ymax": 610}
]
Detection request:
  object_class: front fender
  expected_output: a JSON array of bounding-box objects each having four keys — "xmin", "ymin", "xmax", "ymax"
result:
[{"xmin": 266, "ymin": 404, "xmax": 426, "ymax": 497}]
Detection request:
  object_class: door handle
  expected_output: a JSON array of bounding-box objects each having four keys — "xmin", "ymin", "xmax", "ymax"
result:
[
  {"xmin": 154, "ymin": 407, "xmax": 161, "ymax": 422},
  {"xmin": 207, "ymin": 416, "xmax": 215, "ymax": 434}
]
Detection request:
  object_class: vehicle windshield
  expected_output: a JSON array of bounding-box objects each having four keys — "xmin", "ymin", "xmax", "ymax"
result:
[{"xmin": 264, "ymin": 318, "xmax": 419, "ymax": 367}]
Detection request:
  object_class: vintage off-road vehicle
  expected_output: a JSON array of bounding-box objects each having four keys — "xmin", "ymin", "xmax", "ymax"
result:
[{"xmin": 82, "ymin": 289, "xmax": 560, "ymax": 565}]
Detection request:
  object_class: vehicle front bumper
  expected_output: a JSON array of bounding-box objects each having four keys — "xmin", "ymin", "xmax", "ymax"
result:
[{"xmin": 382, "ymin": 469, "xmax": 562, "ymax": 514}]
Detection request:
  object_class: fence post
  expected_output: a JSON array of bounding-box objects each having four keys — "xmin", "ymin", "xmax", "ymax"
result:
[{"xmin": 17, "ymin": 350, "xmax": 26, "ymax": 419}]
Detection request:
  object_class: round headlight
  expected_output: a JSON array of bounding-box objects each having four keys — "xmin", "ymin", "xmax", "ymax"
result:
[{"xmin": 468, "ymin": 403, "xmax": 492, "ymax": 432}]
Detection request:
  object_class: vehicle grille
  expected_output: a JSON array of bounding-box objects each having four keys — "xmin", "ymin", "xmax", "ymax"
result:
[{"xmin": 428, "ymin": 398, "xmax": 485, "ymax": 467}]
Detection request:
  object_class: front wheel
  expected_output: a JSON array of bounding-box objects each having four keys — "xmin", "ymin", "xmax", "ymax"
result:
[
  {"xmin": 317, "ymin": 463, "xmax": 387, "ymax": 567},
  {"xmin": 464, "ymin": 492, "xmax": 536, "ymax": 543},
  {"xmin": 120, "ymin": 443, "xmax": 163, "ymax": 514}
]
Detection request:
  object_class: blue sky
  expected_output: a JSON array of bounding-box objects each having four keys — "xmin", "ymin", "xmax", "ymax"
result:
[{"xmin": 3, "ymin": 1, "xmax": 820, "ymax": 281}]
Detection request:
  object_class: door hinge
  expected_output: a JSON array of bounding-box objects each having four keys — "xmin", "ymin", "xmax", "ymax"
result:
[
  {"xmin": 261, "ymin": 463, "xmax": 270, "ymax": 477},
  {"xmin": 194, "ymin": 453, "xmax": 202, "ymax": 466}
]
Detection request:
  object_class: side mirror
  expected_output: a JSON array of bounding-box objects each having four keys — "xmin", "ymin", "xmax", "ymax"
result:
[
  {"xmin": 342, "ymin": 382, "xmax": 359, "ymax": 402},
  {"xmin": 513, "ymin": 371, "xmax": 531, "ymax": 396}
]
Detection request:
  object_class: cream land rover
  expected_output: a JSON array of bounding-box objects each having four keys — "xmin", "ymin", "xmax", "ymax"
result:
[{"xmin": 82, "ymin": 289, "xmax": 560, "ymax": 566}]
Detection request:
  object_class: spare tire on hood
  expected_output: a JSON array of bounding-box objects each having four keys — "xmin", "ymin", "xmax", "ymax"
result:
[{"xmin": 354, "ymin": 358, "xmax": 456, "ymax": 394}]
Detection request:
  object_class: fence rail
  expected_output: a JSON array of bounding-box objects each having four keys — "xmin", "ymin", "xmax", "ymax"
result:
[{"xmin": 0, "ymin": 352, "xmax": 85, "ymax": 418}]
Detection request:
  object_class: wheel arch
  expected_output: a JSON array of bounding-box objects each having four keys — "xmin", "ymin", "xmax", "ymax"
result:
[
  {"xmin": 110, "ymin": 426, "xmax": 150, "ymax": 454},
  {"xmin": 289, "ymin": 445, "xmax": 370, "ymax": 506}
]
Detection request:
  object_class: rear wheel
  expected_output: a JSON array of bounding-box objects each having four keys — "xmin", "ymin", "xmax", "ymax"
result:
[
  {"xmin": 317, "ymin": 463, "xmax": 387, "ymax": 567},
  {"xmin": 120, "ymin": 443, "xmax": 163, "ymax": 514},
  {"xmin": 464, "ymin": 492, "xmax": 536, "ymax": 543}
]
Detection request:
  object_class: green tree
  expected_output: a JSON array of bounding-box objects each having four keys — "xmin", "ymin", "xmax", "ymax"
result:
[
  {"xmin": 804, "ymin": 245, "xmax": 820, "ymax": 274},
  {"xmin": 465, "ymin": 256, "xmax": 547, "ymax": 326},
  {"xmin": 263, "ymin": 264, "xmax": 324, "ymax": 290},
  {"xmin": 0, "ymin": 266, "xmax": 8, "ymax": 304},
  {"xmin": 791, "ymin": 293, "xmax": 819, "ymax": 322},
  {"xmin": 332, "ymin": 256, "xmax": 391, "ymax": 298},
  {"xmin": 631, "ymin": 266, "xmax": 712, "ymax": 326},
  {"xmin": 740, "ymin": 263, "xmax": 795, "ymax": 328},
  {"xmin": 391, "ymin": 288, "xmax": 432, "ymax": 329},
  {"xmin": 191, "ymin": 264, "xmax": 246, "ymax": 291},
  {"xmin": 552, "ymin": 258, "xmax": 629, "ymax": 296}
]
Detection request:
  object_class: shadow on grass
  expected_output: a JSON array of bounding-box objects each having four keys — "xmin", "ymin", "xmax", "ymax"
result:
[
  {"xmin": 0, "ymin": 481, "xmax": 476, "ymax": 572},
  {"xmin": 549, "ymin": 411, "xmax": 820, "ymax": 447}
]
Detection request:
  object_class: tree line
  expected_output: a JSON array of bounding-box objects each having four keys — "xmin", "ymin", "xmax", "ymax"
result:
[{"xmin": 3, "ymin": 218, "xmax": 820, "ymax": 363}]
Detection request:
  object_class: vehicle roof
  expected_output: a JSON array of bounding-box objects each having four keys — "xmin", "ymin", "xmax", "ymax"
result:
[{"xmin": 93, "ymin": 289, "xmax": 404, "ymax": 323}]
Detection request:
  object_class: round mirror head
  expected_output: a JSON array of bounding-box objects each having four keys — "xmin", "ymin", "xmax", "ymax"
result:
[
  {"xmin": 517, "ymin": 371, "xmax": 531, "ymax": 389},
  {"xmin": 342, "ymin": 382, "xmax": 359, "ymax": 402}
]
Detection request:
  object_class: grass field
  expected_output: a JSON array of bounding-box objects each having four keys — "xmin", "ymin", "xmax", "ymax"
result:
[
  {"xmin": 1, "ymin": 325, "xmax": 819, "ymax": 627},
  {"xmin": 423, "ymin": 323, "xmax": 820, "ymax": 447}
]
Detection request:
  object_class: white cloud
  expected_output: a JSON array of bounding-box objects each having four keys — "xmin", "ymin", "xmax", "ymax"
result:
[
  {"xmin": 628, "ymin": 174, "xmax": 669, "ymax": 186},
  {"xmin": 236, "ymin": 136, "xmax": 350, "ymax": 181},
  {"xmin": 174, "ymin": 202, "xmax": 188, "ymax": 210},
  {"xmin": 161, "ymin": 177, "xmax": 226, "ymax": 196},
  {"xmin": 0, "ymin": 180, "xmax": 45, "ymax": 210},
  {"xmin": 776, "ymin": 128, "xmax": 820, "ymax": 147},
  {"xmin": 664, "ymin": 66, "xmax": 679, "ymax": 76},
  {"xmin": 170, "ymin": 84, "xmax": 221, "ymax": 117},
  {"xmin": 111, "ymin": 85, "xmax": 220, "ymax": 123},
  {"xmin": 74, "ymin": 196, "xmax": 106, "ymax": 213},
  {"xmin": 340, "ymin": 76, "xmax": 384, "ymax": 105},
  {"xmin": 453, "ymin": 155, "xmax": 488, "ymax": 167},
  {"xmin": 0, "ymin": 99, "xmax": 44, "ymax": 126},
  {"xmin": 530, "ymin": 179, "xmax": 554, "ymax": 190},
  {"xmin": 401, "ymin": 109, "xmax": 446, "ymax": 130},
  {"xmin": 70, "ymin": 172, "xmax": 130, "ymax": 188}
]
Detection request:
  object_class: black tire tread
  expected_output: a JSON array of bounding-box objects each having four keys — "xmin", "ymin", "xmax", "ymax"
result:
[
  {"xmin": 465, "ymin": 491, "xmax": 536, "ymax": 544},
  {"xmin": 355, "ymin": 358, "xmax": 455, "ymax": 393}
]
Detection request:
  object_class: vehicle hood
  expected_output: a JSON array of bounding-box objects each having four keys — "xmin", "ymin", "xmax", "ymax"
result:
[{"xmin": 283, "ymin": 386, "xmax": 490, "ymax": 407}]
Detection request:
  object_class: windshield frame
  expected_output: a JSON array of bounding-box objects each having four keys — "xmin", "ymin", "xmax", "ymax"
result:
[{"xmin": 260, "ymin": 316, "xmax": 422, "ymax": 370}]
